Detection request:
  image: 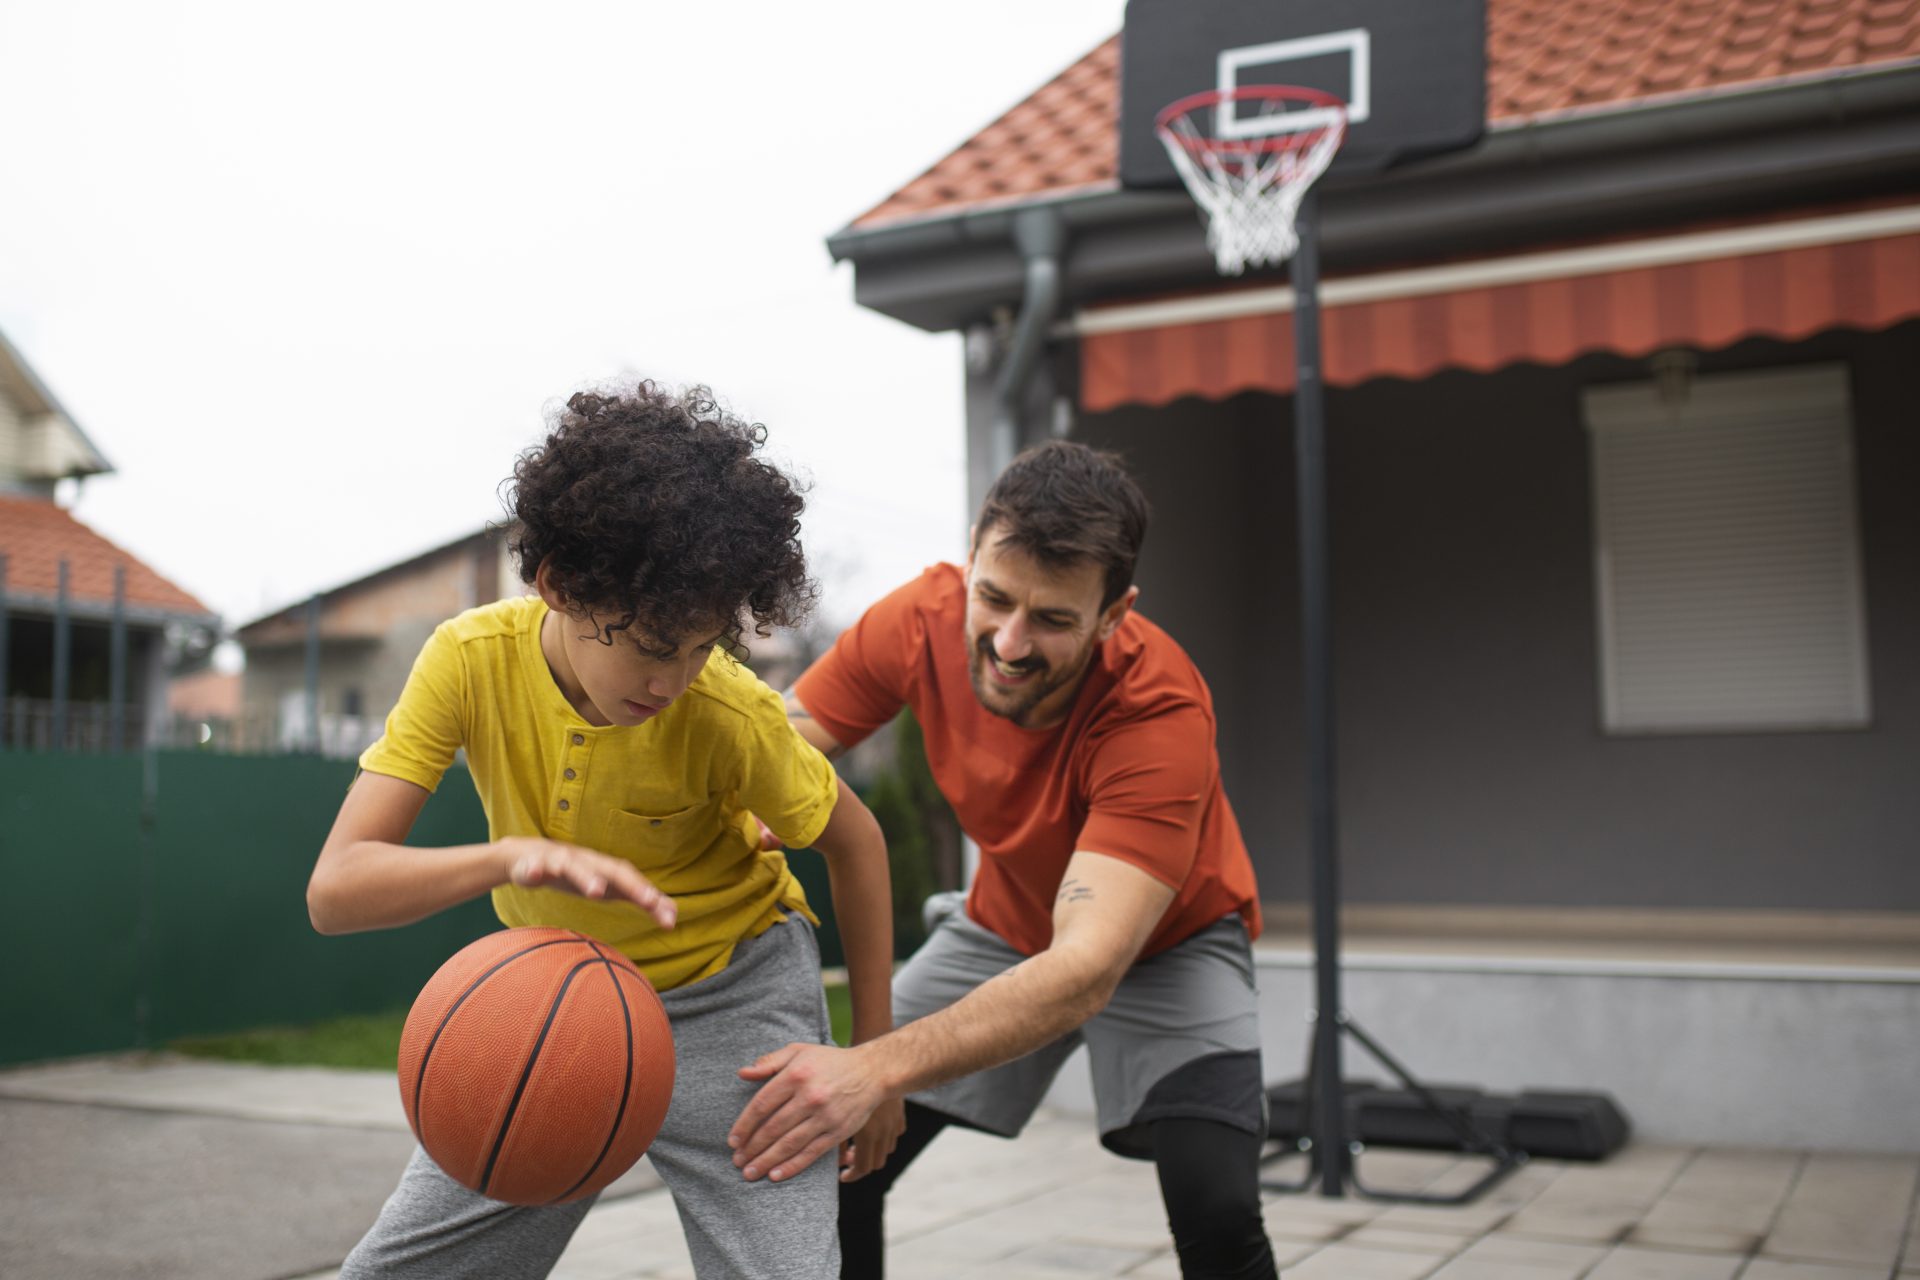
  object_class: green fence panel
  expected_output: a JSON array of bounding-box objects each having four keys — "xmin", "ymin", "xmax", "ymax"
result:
[
  {"xmin": 143, "ymin": 752, "xmax": 499, "ymax": 1043},
  {"xmin": 0, "ymin": 751, "xmax": 147, "ymax": 1065},
  {"xmin": 0, "ymin": 749, "xmax": 863, "ymax": 1064},
  {"xmin": 784, "ymin": 847, "xmax": 845, "ymax": 970}
]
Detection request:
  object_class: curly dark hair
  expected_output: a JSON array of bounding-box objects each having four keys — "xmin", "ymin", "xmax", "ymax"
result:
[
  {"xmin": 506, "ymin": 381, "xmax": 816, "ymax": 650},
  {"xmin": 975, "ymin": 441, "xmax": 1149, "ymax": 609}
]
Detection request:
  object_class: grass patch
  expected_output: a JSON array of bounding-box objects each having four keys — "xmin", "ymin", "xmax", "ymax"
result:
[
  {"xmin": 171, "ymin": 1009, "xmax": 407, "ymax": 1071},
  {"xmin": 825, "ymin": 979, "xmax": 851, "ymax": 1046},
  {"xmin": 172, "ymin": 982, "xmax": 856, "ymax": 1068}
]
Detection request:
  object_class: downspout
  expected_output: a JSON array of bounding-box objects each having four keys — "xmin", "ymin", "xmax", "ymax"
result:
[{"xmin": 990, "ymin": 207, "xmax": 1066, "ymax": 474}]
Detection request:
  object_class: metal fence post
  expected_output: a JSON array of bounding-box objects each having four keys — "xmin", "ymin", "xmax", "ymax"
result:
[
  {"xmin": 53, "ymin": 560, "xmax": 71, "ymax": 752},
  {"xmin": 304, "ymin": 595, "xmax": 322, "ymax": 753},
  {"xmin": 135, "ymin": 746, "xmax": 159, "ymax": 1050}
]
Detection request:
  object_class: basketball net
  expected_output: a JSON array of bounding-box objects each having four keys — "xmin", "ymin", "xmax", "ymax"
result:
[{"xmin": 1156, "ymin": 86, "xmax": 1347, "ymax": 276}]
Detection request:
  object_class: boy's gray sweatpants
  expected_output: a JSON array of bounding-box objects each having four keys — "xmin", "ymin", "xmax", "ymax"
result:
[{"xmin": 341, "ymin": 916, "xmax": 840, "ymax": 1280}]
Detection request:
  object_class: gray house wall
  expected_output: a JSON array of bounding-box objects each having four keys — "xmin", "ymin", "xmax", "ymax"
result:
[
  {"xmin": 1077, "ymin": 321, "xmax": 1920, "ymax": 913},
  {"xmin": 243, "ymin": 620, "xmax": 438, "ymax": 727}
]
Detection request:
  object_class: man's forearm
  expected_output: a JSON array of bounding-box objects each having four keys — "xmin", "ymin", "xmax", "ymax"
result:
[{"xmin": 858, "ymin": 943, "xmax": 1114, "ymax": 1099}]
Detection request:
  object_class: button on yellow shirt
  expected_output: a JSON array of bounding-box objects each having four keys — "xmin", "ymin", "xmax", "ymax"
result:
[{"xmin": 359, "ymin": 596, "xmax": 838, "ymax": 991}]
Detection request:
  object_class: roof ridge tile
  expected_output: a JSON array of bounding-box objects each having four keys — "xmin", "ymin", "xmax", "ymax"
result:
[{"xmin": 852, "ymin": 0, "xmax": 1920, "ymax": 231}]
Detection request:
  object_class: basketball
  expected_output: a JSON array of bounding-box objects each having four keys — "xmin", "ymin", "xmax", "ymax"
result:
[{"xmin": 398, "ymin": 927, "xmax": 675, "ymax": 1206}]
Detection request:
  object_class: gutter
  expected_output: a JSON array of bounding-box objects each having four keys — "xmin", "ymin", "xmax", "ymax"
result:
[
  {"xmin": 990, "ymin": 208, "xmax": 1066, "ymax": 468},
  {"xmin": 0, "ymin": 590, "xmax": 220, "ymax": 631}
]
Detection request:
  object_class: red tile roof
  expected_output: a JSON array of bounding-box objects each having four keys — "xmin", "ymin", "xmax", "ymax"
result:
[
  {"xmin": 0, "ymin": 494, "xmax": 214, "ymax": 618},
  {"xmin": 854, "ymin": 0, "xmax": 1920, "ymax": 229}
]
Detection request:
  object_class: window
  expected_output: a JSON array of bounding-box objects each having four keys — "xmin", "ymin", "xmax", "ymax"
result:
[{"xmin": 1584, "ymin": 363, "xmax": 1870, "ymax": 735}]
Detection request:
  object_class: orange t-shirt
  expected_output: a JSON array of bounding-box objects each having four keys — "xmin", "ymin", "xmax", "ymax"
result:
[{"xmin": 794, "ymin": 563, "xmax": 1261, "ymax": 958}]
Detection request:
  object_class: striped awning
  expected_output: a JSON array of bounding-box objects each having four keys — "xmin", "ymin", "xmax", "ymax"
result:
[{"xmin": 1077, "ymin": 205, "xmax": 1920, "ymax": 413}]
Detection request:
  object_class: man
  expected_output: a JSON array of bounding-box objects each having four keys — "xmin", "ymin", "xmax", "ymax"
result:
[{"xmin": 730, "ymin": 441, "xmax": 1277, "ymax": 1279}]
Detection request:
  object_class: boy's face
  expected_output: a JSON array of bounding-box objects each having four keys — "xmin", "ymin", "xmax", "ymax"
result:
[
  {"xmin": 535, "ymin": 568, "xmax": 721, "ymax": 728},
  {"xmin": 963, "ymin": 530, "xmax": 1136, "ymax": 730}
]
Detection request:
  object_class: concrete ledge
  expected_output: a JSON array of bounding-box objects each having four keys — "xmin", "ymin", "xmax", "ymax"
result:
[
  {"xmin": 1255, "ymin": 903, "xmax": 1920, "ymax": 973},
  {"xmin": 1046, "ymin": 926, "xmax": 1920, "ymax": 1153},
  {"xmin": 1246, "ymin": 962, "xmax": 1920, "ymax": 1152},
  {"xmin": 1255, "ymin": 946, "xmax": 1920, "ymax": 985}
]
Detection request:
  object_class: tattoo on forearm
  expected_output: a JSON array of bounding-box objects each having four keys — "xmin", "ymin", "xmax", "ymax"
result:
[{"xmin": 1056, "ymin": 878, "xmax": 1096, "ymax": 905}]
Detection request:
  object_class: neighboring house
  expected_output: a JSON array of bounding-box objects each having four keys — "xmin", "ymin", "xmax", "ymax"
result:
[
  {"xmin": 166, "ymin": 667, "xmax": 241, "ymax": 727},
  {"xmin": 0, "ymin": 329, "xmax": 218, "ymax": 749},
  {"xmin": 828, "ymin": 4, "xmax": 1920, "ymax": 1148},
  {"xmin": 234, "ymin": 527, "xmax": 518, "ymax": 758}
]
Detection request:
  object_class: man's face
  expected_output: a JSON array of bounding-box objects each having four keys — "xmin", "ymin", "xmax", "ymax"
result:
[{"xmin": 963, "ymin": 531, "xmax": 1136, "ymax": 730}]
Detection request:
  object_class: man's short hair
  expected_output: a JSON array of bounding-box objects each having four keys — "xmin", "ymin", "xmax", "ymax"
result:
[
  {"xmin": 507, "ymin": 381, "xmax": 816, "ymax": 650},
  {"xmin": 974, "ymin": 441, "xmax": 1150, "ymax": 608}
]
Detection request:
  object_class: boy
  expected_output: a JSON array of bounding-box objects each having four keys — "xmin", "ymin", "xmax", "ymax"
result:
[{"xmin": 308, "ymin": 383, "xmax": 902, "ymax": 1279}]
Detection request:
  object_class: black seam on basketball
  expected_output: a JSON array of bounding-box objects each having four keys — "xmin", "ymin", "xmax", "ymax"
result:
[
  {"xmin": 550, "ymin": 958, "xmax": 638, "ymax": 1204},
  {"xmin": 479, "ymin": 955, "xmax": 602, "ymax": 1196},
  {"xmin": 412, "ymin": 936, "xmax": 594, "ymax": 1118}
]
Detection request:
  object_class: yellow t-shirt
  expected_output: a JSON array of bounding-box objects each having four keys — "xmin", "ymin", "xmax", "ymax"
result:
[{"xmin": 358, "ymin": 596, "xmax": 838, "ymax": 991}]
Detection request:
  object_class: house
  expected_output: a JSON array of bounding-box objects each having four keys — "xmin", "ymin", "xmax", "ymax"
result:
[
  {"xmin": 230, "ymin": 526, "xmax": 880, "ymax": 764},
  {"xmin": 234, "ymin": 526, "xmax": 518, "ymax": 757},
  {"xmin": 827, "ymin": 2, "xmax": 1920, "ymax": 1149},
  {"xmin": 166, "ymin": 666, "xmax": 241, "ymax": 733},
  {"xmin": 0, "ymin": 329, "xmax": 218, "ymax": 750}
]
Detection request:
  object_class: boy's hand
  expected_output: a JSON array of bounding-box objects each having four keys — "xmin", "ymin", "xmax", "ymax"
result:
[
  {"xmin": 839, "ymin": 1096, "xmax": 906, "ymax": 1183},
  {"xmin": 751, "ymin": 815, "xmax": 781, "ymax": 851},
  {"xmin": 501, "ymin": 837, "xmax": 677, "ymax": 930},
  {"xmin": 729, "ymin": 1042, "xmax": 886, "ymax": 1182}
]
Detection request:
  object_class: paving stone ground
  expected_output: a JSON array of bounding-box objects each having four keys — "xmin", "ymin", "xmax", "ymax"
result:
[{"xmin": 3, "ymin": 1057, "xmax": 1915, "ymax": 1280}]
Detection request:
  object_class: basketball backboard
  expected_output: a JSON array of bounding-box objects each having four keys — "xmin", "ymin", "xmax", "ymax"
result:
[{"xmin": 1120, "ymin": 0, "xmax": 1486, "ymax": 187}]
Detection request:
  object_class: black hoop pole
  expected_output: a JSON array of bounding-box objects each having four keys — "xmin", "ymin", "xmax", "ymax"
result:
[{"xmin": 1290, "ymin": 187, "xmax": 1347, "ymax": 1197}]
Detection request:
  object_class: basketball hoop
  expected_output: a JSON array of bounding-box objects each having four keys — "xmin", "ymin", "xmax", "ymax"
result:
[{"xmin": 1155, "ymin": 85, "xmax": 1347, "ymax": 276}]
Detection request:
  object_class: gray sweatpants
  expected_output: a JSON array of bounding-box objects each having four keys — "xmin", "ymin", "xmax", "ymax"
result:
[
  {"xmin": 899, "ymin": 894, "xmax": 1266, "ymax": 1159},
  {"xmin": 341, "ymin": 916, "xmax": 840, "ymax": 1280}
]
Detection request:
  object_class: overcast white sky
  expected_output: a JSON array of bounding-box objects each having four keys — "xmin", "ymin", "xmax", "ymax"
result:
[{"xmin": 0, "ymin": 0, "xmax": 1125, "ymax": 639}]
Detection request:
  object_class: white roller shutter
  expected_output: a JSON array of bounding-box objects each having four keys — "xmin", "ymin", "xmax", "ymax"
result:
[{"xmin": 1584, "ymin": 363, "xmax": 1871, "ymax": 734}]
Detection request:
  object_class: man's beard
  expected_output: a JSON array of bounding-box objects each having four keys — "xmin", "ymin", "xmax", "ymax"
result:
[{"xmin": 966, "ymin": 634, "xmax": 1079, "ymax": 728}]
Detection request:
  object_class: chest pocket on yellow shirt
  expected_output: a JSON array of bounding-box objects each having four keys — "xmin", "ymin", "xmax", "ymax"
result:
[{"xmin": 604, "ymin": 804, "xmax": 719, "ymax": 877}]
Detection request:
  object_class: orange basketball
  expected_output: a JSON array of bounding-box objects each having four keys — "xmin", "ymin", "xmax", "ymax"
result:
[{"xmin": 398, "ymin": 927, "xmax": 675, "ymax": 1205}]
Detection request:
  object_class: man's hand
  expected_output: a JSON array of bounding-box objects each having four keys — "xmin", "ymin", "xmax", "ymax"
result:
[
  {"xmin": 502, "ymin": 837, "xmax": 677, "ymax": 931},
  {"xmin": 729, "ymin": 1043, "xmax": 886, "ymax": 1182},
  {"xmin": 840, "ymin": 1097, "xmax": 906, "ymax": 1183}
]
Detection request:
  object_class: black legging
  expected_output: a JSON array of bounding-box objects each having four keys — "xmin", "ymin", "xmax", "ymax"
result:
[{"xmin": 839, "ymin": 1103, "xmax": 1277, "ymax": 1279}]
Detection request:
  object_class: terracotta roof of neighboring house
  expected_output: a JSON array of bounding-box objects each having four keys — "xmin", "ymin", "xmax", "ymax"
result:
[
  {"xmin": 853, "ymin": 0, "xmax": 1920, "ymax": 229},
  {"xmin": 233, "ymin": 524, "xmax": 505, "ymax": 641},
  {"xmin": 0, "ymin": 494, "xmax": 214, "ymax": 619}
]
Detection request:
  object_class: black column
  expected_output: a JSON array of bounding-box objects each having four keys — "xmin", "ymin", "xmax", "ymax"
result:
[{"xmin": 1290, "ymin": 188, "xmax": 1347, "ymax": 1197}]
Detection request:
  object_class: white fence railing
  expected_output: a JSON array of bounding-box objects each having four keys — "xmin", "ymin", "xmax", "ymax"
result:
[{"xmin": 3, "ymin": 698, "xmax": 380, "ymax": 759}]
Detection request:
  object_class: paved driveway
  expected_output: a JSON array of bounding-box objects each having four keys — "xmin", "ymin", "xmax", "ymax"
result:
[{"xmin": 2, "ymin": 1056, "xmax": 1916, "ymax": 1280}]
